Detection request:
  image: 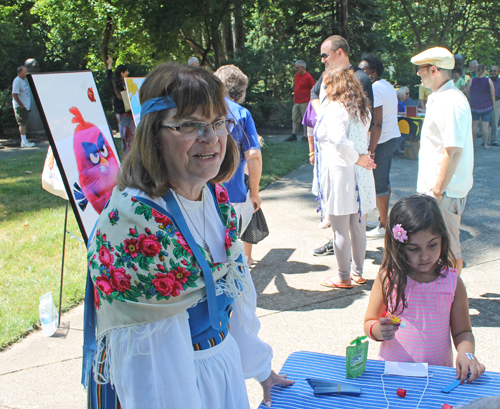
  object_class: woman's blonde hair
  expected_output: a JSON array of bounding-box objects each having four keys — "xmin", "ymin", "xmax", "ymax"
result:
[
  {"xmin": 214, "ymin": 64, "xmax": 248, "ymax": 103},
  {"xmin": 117, "ymin": 63, "xmax": 239, "ymax": 197},
  {"xmin": 323, "ymin": 67, "xmax": 371, "ymax": 126}
]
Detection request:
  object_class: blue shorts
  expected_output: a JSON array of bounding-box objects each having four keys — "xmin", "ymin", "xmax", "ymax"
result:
[
  {"xmin": 373, "ymin": 137, "xmax": 400, "ymax": 197},
  {"xmin": 472, "ymin": 110, "xmax": 491, "ymax": 122}
]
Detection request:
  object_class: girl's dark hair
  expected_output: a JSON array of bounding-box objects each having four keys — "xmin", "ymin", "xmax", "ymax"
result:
[
  {"xmin": 361, "ymin": 53, "xmax": 384, "ymax": 77},
  {"xmin": 380, "ymin": 195, "xmax": 456, "ymax": 314},
  {"xmin": 114, "ymin": 64, "xmax": 128, "ymax": 78}
]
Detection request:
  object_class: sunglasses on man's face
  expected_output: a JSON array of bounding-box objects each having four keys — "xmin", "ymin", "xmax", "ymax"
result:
[{"xmin": 320, "ymin": 53, "xmax": 329, "ymax": 59}]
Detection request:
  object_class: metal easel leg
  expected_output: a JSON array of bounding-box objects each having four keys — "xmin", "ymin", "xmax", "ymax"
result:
[{"xmin": 58, "ymin": 201, "xmax": 69, "ymax": 327}]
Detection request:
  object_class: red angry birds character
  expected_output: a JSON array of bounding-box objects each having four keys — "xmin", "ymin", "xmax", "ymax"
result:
[
  {"xmin": 87, "ymin": 87, "xmax": 96, "ymax": 102},
  {"xmin": 70, "ymin": 107, "xmax": 119, "ymax": 214}
]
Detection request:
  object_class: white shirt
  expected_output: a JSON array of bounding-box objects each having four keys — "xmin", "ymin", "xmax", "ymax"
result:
[
  {"xmin": 373, "ymin": 79, "xmax": 400, "ymax": 144},
  {"xmin": 417, "ymin": 80, "xmax": 474, "ymax": 198},
  {"xmin": 316, "ymin": 100, "xmax": 374, "ymax": 216},
  {"xmin": 12, "ymin": 76, "xmax": 31, "ymax": 110}
]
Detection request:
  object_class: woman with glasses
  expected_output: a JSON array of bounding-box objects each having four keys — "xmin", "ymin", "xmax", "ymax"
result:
[
  {"xmin": 317, "ymin": 67, "xmax": 376, "ymax": 289},
  {"xmin": 83, "ymin": 63, "xmax": 292, "ymax": 409}
]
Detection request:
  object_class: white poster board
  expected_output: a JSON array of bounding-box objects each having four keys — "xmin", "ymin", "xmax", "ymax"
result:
[
  {"xmin": 29, "ymin": 71, "xmax": 121, "ymax": 243},
  {"xmin": 124, "ymin": 77, "xmax": 145, "ymax": 127}
]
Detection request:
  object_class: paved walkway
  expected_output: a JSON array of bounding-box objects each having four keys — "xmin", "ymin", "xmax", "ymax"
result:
[{"xmin": 1, "ymin": 136, "xmax": 500, "ymax": 408}]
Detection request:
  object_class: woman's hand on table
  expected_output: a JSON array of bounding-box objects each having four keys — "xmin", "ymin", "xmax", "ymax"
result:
[
  {"xmin": 260, "ymin": 370, "xmax": 294, "ymax": 407},
  {"xmin": 378, "ymin": 316, "xmax": 399, "ymax": 341},
  {"xmin": 356, "ymin": 152, "xmax": 377, "ymax": 170},
  {"xmin": 456, "ymin": 352, "xmax": 485, "ymax": 384}
]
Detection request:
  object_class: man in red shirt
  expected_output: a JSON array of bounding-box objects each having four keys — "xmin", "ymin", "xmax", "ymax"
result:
[{"xmin": 285, "ymin": 60, "xmax": 316, "ymax": 141}]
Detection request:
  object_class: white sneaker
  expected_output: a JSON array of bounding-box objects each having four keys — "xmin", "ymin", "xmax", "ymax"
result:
[
  {"xmin": 366, "ymin": 224, "xmax": 386, "ymax": 239},
  {"xmin": 20, "ymin": 141, "xmax": 35, "ymax": 148},
  {"xmin": 366, "ymin": 220, "xmax": 379, "ymax": 229}
]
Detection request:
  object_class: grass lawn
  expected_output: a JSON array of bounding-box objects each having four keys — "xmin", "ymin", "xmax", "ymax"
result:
[{"xmin": 0, "ymin": 139, "xmax": 307, "ymax": 348}]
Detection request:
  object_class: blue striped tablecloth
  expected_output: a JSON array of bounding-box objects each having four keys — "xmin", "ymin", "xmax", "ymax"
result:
[{"xmin": 258, "ymin": 351, "xmax": 499, "ymax": 409}]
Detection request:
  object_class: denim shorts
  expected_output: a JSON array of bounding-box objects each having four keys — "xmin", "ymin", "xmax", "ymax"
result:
[
  {"xmin": 373, "ymin": 137, "xmax": 400, "ymax": 196},
  {"xmin": 472, "ymin": 110, "xmax": 491, "ymax": 122}
]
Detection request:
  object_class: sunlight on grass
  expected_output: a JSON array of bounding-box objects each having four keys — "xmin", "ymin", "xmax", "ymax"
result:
[{"xmin": 0, "ymin": 152, "xmax": 86, "ymax": 347}]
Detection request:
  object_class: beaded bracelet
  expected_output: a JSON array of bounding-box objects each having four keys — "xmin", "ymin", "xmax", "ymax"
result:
[{"xmin": 369, "ymin": 320, "xmax": 384, "ymax": 342}]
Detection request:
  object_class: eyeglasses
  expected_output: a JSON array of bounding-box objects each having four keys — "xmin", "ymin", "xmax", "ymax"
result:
[
  {"xmin": 417, "ymin": 64, "xmax": 432, "ymax": 72},
  {"xmin": 161, "ymin": 119, "xmax": 235, "ymax": 139},
  {"xmin": 320, "ymin": 53, "xmax": 329, "ymax": 59}
]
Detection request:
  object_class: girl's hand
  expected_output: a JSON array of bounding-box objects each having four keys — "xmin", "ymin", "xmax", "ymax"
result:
[
  {"xmin": 309, "ymin": 152, "xmax": 315, "ymax": 165},
  {"xmin": 456, "ymin": 352, "xmax": 485, "ymax": 384},
  {"xmin": 259, "ymin": 371, "xmax": 294, "ymax": 407},
  {"xmin": 378, "ymin": 317, "xmax": 399, "ymax": 341},
  {"xmin": 356, "ymin": 152, "xmax": 377, "ymax": 170}
]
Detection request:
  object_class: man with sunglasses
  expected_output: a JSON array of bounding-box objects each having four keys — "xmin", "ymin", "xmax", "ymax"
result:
[
  {"xmin": 310, "ymin": 35, "xmax": 373, "ymax": 257},
  {"xmin": 411, "ymin": 47, "xmax": 473, "ymax": 276},
  {"xmin": 489, "ymin": 65, "xmax": 500, "ymax": 146}
]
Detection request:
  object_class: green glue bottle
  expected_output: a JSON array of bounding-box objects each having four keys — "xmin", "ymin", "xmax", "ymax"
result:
[{"xmin": 345, "ymin": 336, "xmax": 369, "ymax": 378}]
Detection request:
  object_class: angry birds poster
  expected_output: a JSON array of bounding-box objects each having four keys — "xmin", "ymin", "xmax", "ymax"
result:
[{"xmin": 28, "ymin": 71, "xmax": 121, "ymax": 244}]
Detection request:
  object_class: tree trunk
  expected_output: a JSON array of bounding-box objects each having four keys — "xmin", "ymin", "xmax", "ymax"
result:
[
  {"xmin": 221, "ymin": 17, "xmax": 233, "ymax": 61},
  {"xmin": 341, "ymin": 0, "xmax": 348, "ymax": 41},
  {"xmin": 212, "ymin": 24, "xmax": 220, "ymax": 68},
  {"xmin": 101, "ymin": 14, "xmax": 113, "ymax": 65},
  {"xmin": 233, "ymin": 0, "xmax": 244, "ymax": 54}
]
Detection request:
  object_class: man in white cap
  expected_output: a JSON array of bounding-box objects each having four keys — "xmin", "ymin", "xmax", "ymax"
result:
[{"xmin": 411, "ymin": 46, "xmax": 473, "ymax": 275}]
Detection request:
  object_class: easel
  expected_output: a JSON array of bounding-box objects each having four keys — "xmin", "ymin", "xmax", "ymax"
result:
[{"xmin": 58, "ymin": 201, "xmax": 69, "ymax": 326}]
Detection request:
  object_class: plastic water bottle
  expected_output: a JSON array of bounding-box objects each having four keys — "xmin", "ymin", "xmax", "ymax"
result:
[{"xmin": 39, "ymin": 292, "xmax": 58, "ymax": 337}]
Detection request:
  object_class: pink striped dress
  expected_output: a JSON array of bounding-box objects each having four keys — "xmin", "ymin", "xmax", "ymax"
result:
[{"xmin": 379, "ymin": 267, "xmax": 458, "ymax": 367}]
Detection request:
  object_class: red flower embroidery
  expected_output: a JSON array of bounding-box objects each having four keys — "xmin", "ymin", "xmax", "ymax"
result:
[
  {"xmin": 224, "ymin": 229, "xmax": 233, "ymax": 251},
  {"xmin": 98, "ymin": 246, "xmax": 114, "ymax": 266},
  {"xmin": 137, "ymin": 234, "xmax": 162, "ymax": 257},
  {"xmin": 175, "ymin": 232, "xmax": 193, "ymax": 255},
  {"xmin": 95, "ymin": 275, "xmax": 114, "ymax": 295},
  {"xmin": 215, "ymin": 184, "xmax": 229, "ymax": 204},
  {"xmin": 152, "ymin": 209, "xmax": 173, "ymax": 228},
  {"xmin": 109, "ymin": 266, "xmax": 131, "ymax": 292},
  {"xmin": 129, "ymin": 228, "xmax": 137, "ymax": 236},
  {"xmin": 94, "ymin": 286, "xmax": 101, "ymax": 309},
  {"xmin": 124, "ymin": 238, "xmax": 139, "ymax": 258},
  {"xmin": 171, "ymin": 266, "xmax": 191, "ymax": 284},
  {"xmin": 152, "ymin": 272, "xmax": 183, "ymax": 297}
]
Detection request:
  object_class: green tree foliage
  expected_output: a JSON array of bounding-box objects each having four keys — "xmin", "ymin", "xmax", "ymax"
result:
[{"xmin": 2, "ymin": 0, "xmax": 500, "ymax": 131}]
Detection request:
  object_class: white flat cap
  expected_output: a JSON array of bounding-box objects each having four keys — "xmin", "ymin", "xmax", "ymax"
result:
[{"xmin": 411, "ymin": 47, "xmax": 455, "ymax": 69}]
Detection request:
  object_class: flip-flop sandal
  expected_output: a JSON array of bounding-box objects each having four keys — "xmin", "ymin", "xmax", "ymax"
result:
[
  {"xmin": 350, "ymin": 275, "xmax": 367, "ymax": 284},
  {"xmin": 320, "ymin": 276, "xmax": 354, "ymax": 289}
]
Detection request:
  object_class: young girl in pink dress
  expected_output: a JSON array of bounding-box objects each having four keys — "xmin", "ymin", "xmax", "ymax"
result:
[{"xmin": 364, "ymin": 195, "xmax": 485, "ymax": 384}]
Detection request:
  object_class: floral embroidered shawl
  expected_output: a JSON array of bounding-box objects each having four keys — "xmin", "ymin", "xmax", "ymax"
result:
[{"xmin": 87, "ymin": 183, "xmax": 243, "ymax": 337}]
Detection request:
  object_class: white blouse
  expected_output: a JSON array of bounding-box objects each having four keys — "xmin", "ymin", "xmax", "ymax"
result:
[
  {"xmin": 315, "ymin": 100, "xmax": 372, "ymax": 216},
  {"xmin": 104, "ymin": 187, "xmax": 273, "ymax": 409}
]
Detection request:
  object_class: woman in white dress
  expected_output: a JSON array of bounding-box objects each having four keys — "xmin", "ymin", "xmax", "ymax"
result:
[
  {"xmin": 83, "ymin": 63, "xmax": 293, "ymax": 409},
  {"xmin": 316, "ymin": 67, "xmax": 377, "ymax": 288}
]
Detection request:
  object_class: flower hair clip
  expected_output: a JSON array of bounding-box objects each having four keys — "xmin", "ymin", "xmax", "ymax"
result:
[{"xmin": 392, "ymin": 224, "xmax": 408, "ymax": 243}]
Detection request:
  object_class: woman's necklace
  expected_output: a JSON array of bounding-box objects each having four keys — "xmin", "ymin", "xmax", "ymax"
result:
[{"xmin": 174, "ymin": 190, "xmax": 214, "ymax": 264}]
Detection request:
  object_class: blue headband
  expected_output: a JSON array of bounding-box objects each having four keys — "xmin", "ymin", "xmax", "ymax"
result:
[{"xmin": 140, "ymin": 96, "xmax": 177, "ymax": 119}]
